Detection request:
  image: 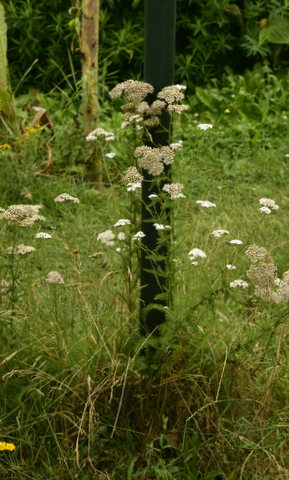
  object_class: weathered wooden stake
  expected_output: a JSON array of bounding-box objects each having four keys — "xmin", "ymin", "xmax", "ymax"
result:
[
  {"xmin": 81, "ymin": 0, "xmax": 101, "ymax": 187},
  {"xmin": 140, "ymin": 0, "xmax": 176, "ymax": 336}
]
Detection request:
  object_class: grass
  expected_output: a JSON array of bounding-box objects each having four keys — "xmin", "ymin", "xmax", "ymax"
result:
[{"xmin": 1, "ymin": 71, "xmax": 289, "ymax": 479}]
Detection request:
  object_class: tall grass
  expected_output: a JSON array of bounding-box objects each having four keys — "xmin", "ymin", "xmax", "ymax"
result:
[{"xmin": 1, "ymin": 67, "xmax": 289, "ymax": 479}]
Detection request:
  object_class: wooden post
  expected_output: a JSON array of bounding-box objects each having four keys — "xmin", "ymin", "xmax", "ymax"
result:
[
  {"xmin": 81, "ymin": 0, "xmax": 101, "ymax": 187},
  {"xmin": 140, "ymin": 0, "xmax": 176, "ymax": 336}
]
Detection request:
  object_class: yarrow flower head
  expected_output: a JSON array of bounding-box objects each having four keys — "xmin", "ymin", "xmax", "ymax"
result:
[
  {"xmin": 229, "ymin": 279, "xmax": 249, "ymax": 289},
  {"xmin": 227, "ymin": 264, "xmax": 237, "ymax": 270},
  {"xmin": 0, "ymin": 204, "xmax": 45, "ymax": 227},
  {"xmin": 153, "ymin": 223, "xmax": 171, "ymax": 230},
  {"xmin": 109, "ymin": 80, "xmax": 154, "ymax": 102},
  {"xmin": 196, "ymin": 200, "xmax": 216, "ymax": 208},
  {"xmin": 134, "ymin": 145, "xmax": 175, "ymax": 176},
  {"xmin": 162, "ymin": 183, "xmax": 185, "ymax": 199},
  {"xmin": 86, "ymin": 127, "xmax": 114, "ymax": 142},
  {"xmin": 259, "ymin": 206, "xmax": 271, "ymax": 214},
  {"xmin": 188, "ymin": 248, "xmax": 207, "ymax": 262},
  {"xmin": 212, "ymin": 229, "xmax": 229, "ymax": 238},
  {"xmin": 127, "ymin": 182, "xmax": 141, "ymax": 192},
  {"xmin": 124, "ymin": 166, "xmax": 143, "ymax": 185},
  {"xmin": 97, "ymin": 230, "xmax": 115, "ymax": 246},
  {"xmin": 259, "ymin": 198, "xmax": 279, "ymax": 211},
  {"xmin": 7, "ymin": 244, "xmax": 35, "ymax": 255},
  {"xmin": 245, "ymin": 244, "xmax": 268, "ymax": 263},
  {"xmin": 46, "ymin": 271, "xmax": 64, "ymax": 285},
  {"xmin": 157, "ymin": 85, "xmax": 186, "ymax": 104},
  {"xmin": 54, "ymin": 193, "xmax": 80, "ymax": 204},
  {"xmin": 132, "ymin": 231, "xmax": 146, "ymax": 240},
  {"xmin": 197, "ymin": 123, "xmax": 213, "ymax": 131},
  {"xmin": 114, "ymin": 219, "xmax": 131, "ymax": 227},
  {"xmin": 35, "ymin": 232, "xmax": 52, "ymax": 239},
  {"xmin": 169, "ymin": 142, "xmax": 183, "ymax": 150},
  {"xmin": 229, "ymin": 239, "xmax": 243, "ymax": 245}
]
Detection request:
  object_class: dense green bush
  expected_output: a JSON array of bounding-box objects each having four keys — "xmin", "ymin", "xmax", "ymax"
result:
[{"xmin": 2, "ymin": 0, "xmax": 289, "ymax": 95}]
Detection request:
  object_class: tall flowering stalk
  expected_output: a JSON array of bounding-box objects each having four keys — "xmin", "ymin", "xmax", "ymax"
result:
[{"xmin": 109, "ymin": 80, "xmax": 188, "ymax": 337}]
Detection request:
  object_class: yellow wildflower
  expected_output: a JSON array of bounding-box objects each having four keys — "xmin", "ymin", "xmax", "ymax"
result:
[
  {"xmin": 0, "ymin": 143, "xmax": 11, "ymax": 149},
  {"xmin": 0, "ymin": 442, "xmax": 16, "ymax": 451},
  {"xmin": 224, "ymin": 109, "xmax": 230, "ymax": 113}
]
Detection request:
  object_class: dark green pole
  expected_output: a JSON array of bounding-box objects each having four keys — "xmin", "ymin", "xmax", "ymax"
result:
[{"xmin": 140, "ymin": 0, "xmax": 176, "ymax": 336}]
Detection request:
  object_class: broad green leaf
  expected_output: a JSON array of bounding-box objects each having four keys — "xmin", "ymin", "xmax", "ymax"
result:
[
  {"xmin": 0, "ymin": 2, "xmax": 7, "ymax": 89},
  {"xmin": 259, "ymin": 16, "xmax": 289, "ymax": 45},
  {"xmin": 196, "ymin": 87, "xmax": 217, "ymax": 111}
]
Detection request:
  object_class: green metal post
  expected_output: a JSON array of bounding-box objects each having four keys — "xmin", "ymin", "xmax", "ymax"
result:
[{"xmin": 140, "ymin": 0, "xmax": 176, "ymax": 336}]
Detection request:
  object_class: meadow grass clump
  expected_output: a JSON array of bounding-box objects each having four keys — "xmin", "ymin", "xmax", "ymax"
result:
[{"xmin": 1, "ymin": 74, "xmax": 289, "ymax": 479}]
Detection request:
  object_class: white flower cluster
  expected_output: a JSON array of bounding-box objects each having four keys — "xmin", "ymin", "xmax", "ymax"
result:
[
  {"xmin": 7, "ymin": 244, "xmax": 36, "ymax": 255},
  {"xmin": 196, "ymin": 200, "xmax": 216, "ymax": 208},
  {"xmin": 188, "ymin": 248, "xmax": 207, "ymax": 266},
  {"xmin": 229, "ymin": 279, "xmax": 249, "ymax": 289},
  {"xmin": 259, "ymin": 198, "xmax": 279, "ymax": 214},
  {"xmin": 153, "ymin": 223, "xmax": 171, "ymax": 231},
  {"xmin": 46, "ymin": 271, "xmax": 64, "ymax": 285},
  {"xmin": 35, "ymin": 232, "xmax": 52, "ymax": 239},
  {"xmin": 211, "ymin": 229, "xmax": 229, "ymax": 238},
  {"xmin": 162, "ymin": 183, "xmax": 185, "ymax": 199},
  {"xmin": 197, "ymin": 124, "xmax": 213, "ymax": 131},
  {"xmin": 0, "ymin": 204, "xmax": 46, "ymax": 228},
  {"xmin": 54, "ymin": 193, "xmax": 80, "ymax": 204},
  {"xmin": 86, "ymin": 128, "xmax": 114, "ymax": 142},
  {"xmin": 134, "ymin": 145, "xmax": 175, "ymax": 176},
  {"xmin": 97, "ymin": 230, "xmax": 115, "ymax": 247}
]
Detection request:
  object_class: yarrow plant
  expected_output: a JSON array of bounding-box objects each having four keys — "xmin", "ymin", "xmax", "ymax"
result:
[{"xmin": 107, "ymin": 79, "xmax": 190, "ymax": 325}]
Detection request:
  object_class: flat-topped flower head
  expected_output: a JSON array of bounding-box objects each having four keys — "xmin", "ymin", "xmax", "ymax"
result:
[
  {"xmin": 226, "ymin": 264, "xmax": 237, "ymax": 270},
  {"xmin": 0, "ymin": 204, "xmax": 45, "ymax": 227},
  {"xmin": 230, "ymin": 279, "xmax": 249, "ymax": 289},
  {"xmin": 35, "ymin": 232, "xmax": 52, "ymax": 239},
  {"xmin": 86, "ymin": 128, "xmax": 114, "ymax": 142},
  {"xmin": 46, "ymin": 271, "xmax": 64, "ymax": 285},
  {"xmin": 167, "ymin": 104, "xmax": 189, "ymax": 114},
  {"xmin": 162, "ymin": 183, "xmax": 185, "ymax": 199},
  {"xmin": 127, "ymin": 183, "xmax": 141, "ymax": 192},
  {"xmin": 97, "ymin": 230, "xmax": 115, "ymax": 246},
  {"xmin": 259, "ymin": 206, "xmax": 271, "ymax": 214},
  {"xmin": 7, "ymin": 244, "xmax": 35, "ymax": 255},
  {"xmin": 157, "ymin": 85, "xmax": 185, "ymax": 104},
  {"xmin": 188, "ymin": 248, "xmax": 207, "ymax": 261},
  {"xmin": 54, "ymin": 193, "xmax": 80, "ymax": 204},
  {"xmin": 169, "ymin": 142, "xmax": 183, "ymax": 150},
  {"xmin": 229, "ymin": 239, "xmax": 243, "ymax": 245},
  {"xmin": 259, "ymin": 198, "xmax": 279, "ymax": 211},
  {"xmin": 132, "ymin": 231, "xmax": 146, "ymax": 240},
  {"xmin": 124, "ymin": 166, "xmax": 143, "ymax": 185},
  {"xmin": 134, "ymin": 145, "xmax": 175, "ymax": 176},
  {"xmin": 197, "ymin": 123, "xmax": 213, "ymax": 131},
  {"xmin": 212, "ymin": 229, "xmax": 229, "ymax": 238},
  {"xmin": 196, "ymin": 200, "xmax": 216, "ymax": 208},
  {"xmin": 114, "ymin": 219, "xmax": 131, "ymax": 227},
  {"xmin": 109, "ymin": 80, "xmax": 154, "ymax": 102},
  {"xmin": 153, "ymin": 223, "xmax": 171, "ymax": 230},
  {"xmin": 245, "ymin": 244, "xmax": 268, "ymax": 263}
]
